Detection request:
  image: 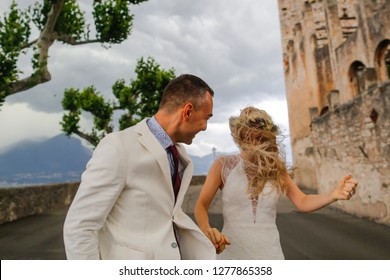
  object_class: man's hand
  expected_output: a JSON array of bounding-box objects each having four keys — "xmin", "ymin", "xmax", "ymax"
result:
[{"xmin": 203, "ymin": 227, "xmax": 231, "ymax": 254}]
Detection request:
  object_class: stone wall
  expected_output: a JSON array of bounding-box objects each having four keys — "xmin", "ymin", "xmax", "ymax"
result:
[
  {"xmin": 0, "ymin": 176, "xmax": 209, "ymax": 225},
  {"xmin": 0, "ymin": 182, "xmax": 79, "ymax": 225},
  {"xmin": 277, "ymin": 0, "xmax": 390, "ymax": 225},
  {"xmin": 310, "ymin": 82, "xmax": 390, "ymax": 225}
]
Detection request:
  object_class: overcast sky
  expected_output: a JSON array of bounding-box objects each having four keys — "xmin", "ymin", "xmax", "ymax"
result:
[{"xmin": 0, "ymin": 0, "xmax": 292, "ymax": 163}]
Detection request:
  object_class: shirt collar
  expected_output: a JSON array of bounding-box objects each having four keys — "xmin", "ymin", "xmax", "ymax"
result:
[{"xmin": 147, "ymin": 116, "xmax": 173, "ymax": 150}]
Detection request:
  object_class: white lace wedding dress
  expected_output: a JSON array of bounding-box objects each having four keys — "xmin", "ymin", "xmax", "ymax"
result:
[{"xmin": 217, "ymin": 155, "xmax": 284, "ymax": 260}]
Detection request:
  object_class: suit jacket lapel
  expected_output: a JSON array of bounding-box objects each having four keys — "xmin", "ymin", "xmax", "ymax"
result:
[
  {"xmin": 174, "ymin": 144, "xmax": 193, "ymax": 210},
  {"xmin": 135, "ymin": 119, "xmax": 173, "ymax": 193},
  {"xmin": 135, "ymin": 119, "xmax": 193, "ymax": 207}
]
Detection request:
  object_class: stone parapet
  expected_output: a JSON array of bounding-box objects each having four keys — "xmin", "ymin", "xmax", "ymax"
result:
[
  {"xmin": 0, "ymin": 182, "xmax": 79, "ymax": 225},
  {"xmin": 0, "ymin": 176, "xmax": 212, "ymax": 225}
]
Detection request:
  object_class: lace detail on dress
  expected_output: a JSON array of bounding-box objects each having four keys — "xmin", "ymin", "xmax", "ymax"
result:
[
  {"xmin": 217, "ymin": 155, "xmax": 241, "ymax": 186},
  {"xmin": 251, "ymin": 188, "xmax": 259, "ymax": 224},
  {"xmin": 218, "ymin": 155, "xmax": 260, "ymax": 223}
]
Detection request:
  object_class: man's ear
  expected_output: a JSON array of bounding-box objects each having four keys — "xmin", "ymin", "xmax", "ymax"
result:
[{"xmin": 182, "ymin": 103, "xmax": 194, "ymax": 120}]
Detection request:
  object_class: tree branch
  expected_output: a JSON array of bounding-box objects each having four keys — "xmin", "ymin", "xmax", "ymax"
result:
[
  {"xmin": 7, "ymin": 0, "xmax": 66, "ymax": 96},
  {"xmin": 54, "ymin": 32, "xmax": 100, "ymax": 45},
  {"xmin": 21, "ymin": 38, "xmax": 39, "ymax": 49},
  {"xmin": 73, "ymin": 129, "xmax": 99, "ymax": 147},
  {"xmin": 9, "ymin": 72, "xmax": 51, "ymax": 94}
]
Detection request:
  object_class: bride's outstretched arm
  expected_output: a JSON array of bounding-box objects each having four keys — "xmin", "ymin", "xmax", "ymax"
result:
[
  {"xmin": 195, "ymin": 159, "xmax": 230, "ymax": 253},
  {"xmin": 285, "ymin": 173, "xmax": 358, "ymax": 212}
]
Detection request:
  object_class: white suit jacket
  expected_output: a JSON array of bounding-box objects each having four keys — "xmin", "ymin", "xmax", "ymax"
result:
[{"xmin": 63, "ymin": 118, "xmax": 216, "ymax": 260}]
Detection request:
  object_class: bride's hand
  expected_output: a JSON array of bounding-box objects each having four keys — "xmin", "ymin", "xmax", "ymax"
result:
[
  {"xmin": 203, "ymin": 227, "xmax": 231, "ymax": 254},
  {"xmin": 331, "ymin": 175, "xmax": 358, "ymax": 201}
]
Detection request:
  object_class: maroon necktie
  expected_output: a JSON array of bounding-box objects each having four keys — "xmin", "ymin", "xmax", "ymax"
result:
[{"xmin": 168, "ymin": 145, "xmax": 181, "ymax": 200}]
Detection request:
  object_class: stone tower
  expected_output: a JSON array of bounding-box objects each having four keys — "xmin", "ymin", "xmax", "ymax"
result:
[{"xmin": 278, "ymin": 0, "xmax": 390, "ymax": 225}]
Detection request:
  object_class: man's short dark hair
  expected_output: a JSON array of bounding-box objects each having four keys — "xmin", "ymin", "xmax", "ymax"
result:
[{"xmin": 159, "ymin": 74, "xmax": 214, "ymax": 111}]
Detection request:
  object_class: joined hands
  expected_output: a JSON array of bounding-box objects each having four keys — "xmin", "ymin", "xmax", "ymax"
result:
[{"xmin": 203, "ymin": 227, "xmax": 231, "ymax": 254}]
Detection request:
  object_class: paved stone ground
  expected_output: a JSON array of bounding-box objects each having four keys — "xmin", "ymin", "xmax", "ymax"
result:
[{"xmin": 0, "ymin": 185, "xmax": 389, "ymax": 260}]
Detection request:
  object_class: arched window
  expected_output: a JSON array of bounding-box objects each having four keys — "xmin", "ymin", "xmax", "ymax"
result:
[
  {"xmin": 348, "ymin": 61, "xmax": 366, "ymax": 96},
  {"xmin": 319, "ymin": 106, "xmax": 329, "ymax": 116},
  {"xmin": 374, "ymin": 40, "xmax": 390, "ymax": 82}
]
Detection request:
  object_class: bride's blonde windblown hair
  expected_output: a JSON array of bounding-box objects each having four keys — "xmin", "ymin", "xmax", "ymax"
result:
[{"xmin": 229, "ymin": 106, "xmax": 291, "ymax": 199}]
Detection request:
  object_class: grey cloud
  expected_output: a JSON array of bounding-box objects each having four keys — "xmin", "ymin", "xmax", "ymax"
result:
[{"xmin": 3, "ymin": 0, "xmax": 286, "ymax": 122}]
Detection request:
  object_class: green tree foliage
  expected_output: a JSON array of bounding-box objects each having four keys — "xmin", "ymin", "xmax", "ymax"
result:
[
  {"xmin": 61, "ymin": 57, "xmax": 176, "ymax": 147},
  {"xmin": 0, "ymin": 0, "xmax": 147, "ymax": 107}
]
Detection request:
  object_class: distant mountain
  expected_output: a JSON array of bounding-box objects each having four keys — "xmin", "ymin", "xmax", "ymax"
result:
[
  {"xmin": 0, "ymin": 134, "xmax": 215, "ymax": 187},
  {"xmin": 191, "ymin": 153, "xmax": 215, "ymax": 176},
  {"xmin": 0, "ymin": 134, "xmax": 92, "ymax": 186}
]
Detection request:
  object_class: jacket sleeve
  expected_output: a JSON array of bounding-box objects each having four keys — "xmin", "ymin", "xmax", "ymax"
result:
[{"xmin": 63, "ymin": 134, "xmax": 126, "ymax": 259}]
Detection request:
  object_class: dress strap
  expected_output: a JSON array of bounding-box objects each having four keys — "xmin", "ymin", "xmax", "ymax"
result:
[{"xmin": 218, "ymin": 154, "xmax": 241, "ymax": 186}]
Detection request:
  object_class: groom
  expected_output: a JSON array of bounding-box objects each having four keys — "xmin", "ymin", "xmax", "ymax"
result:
[{"xmin": 63, "ymin": 74, "xmax": 216, "ymax": 260}]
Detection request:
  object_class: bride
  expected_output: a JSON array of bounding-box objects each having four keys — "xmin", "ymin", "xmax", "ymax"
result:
[{"xmin": 194, "ymin": 106, "xmax": 358, "ymax": 259}]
